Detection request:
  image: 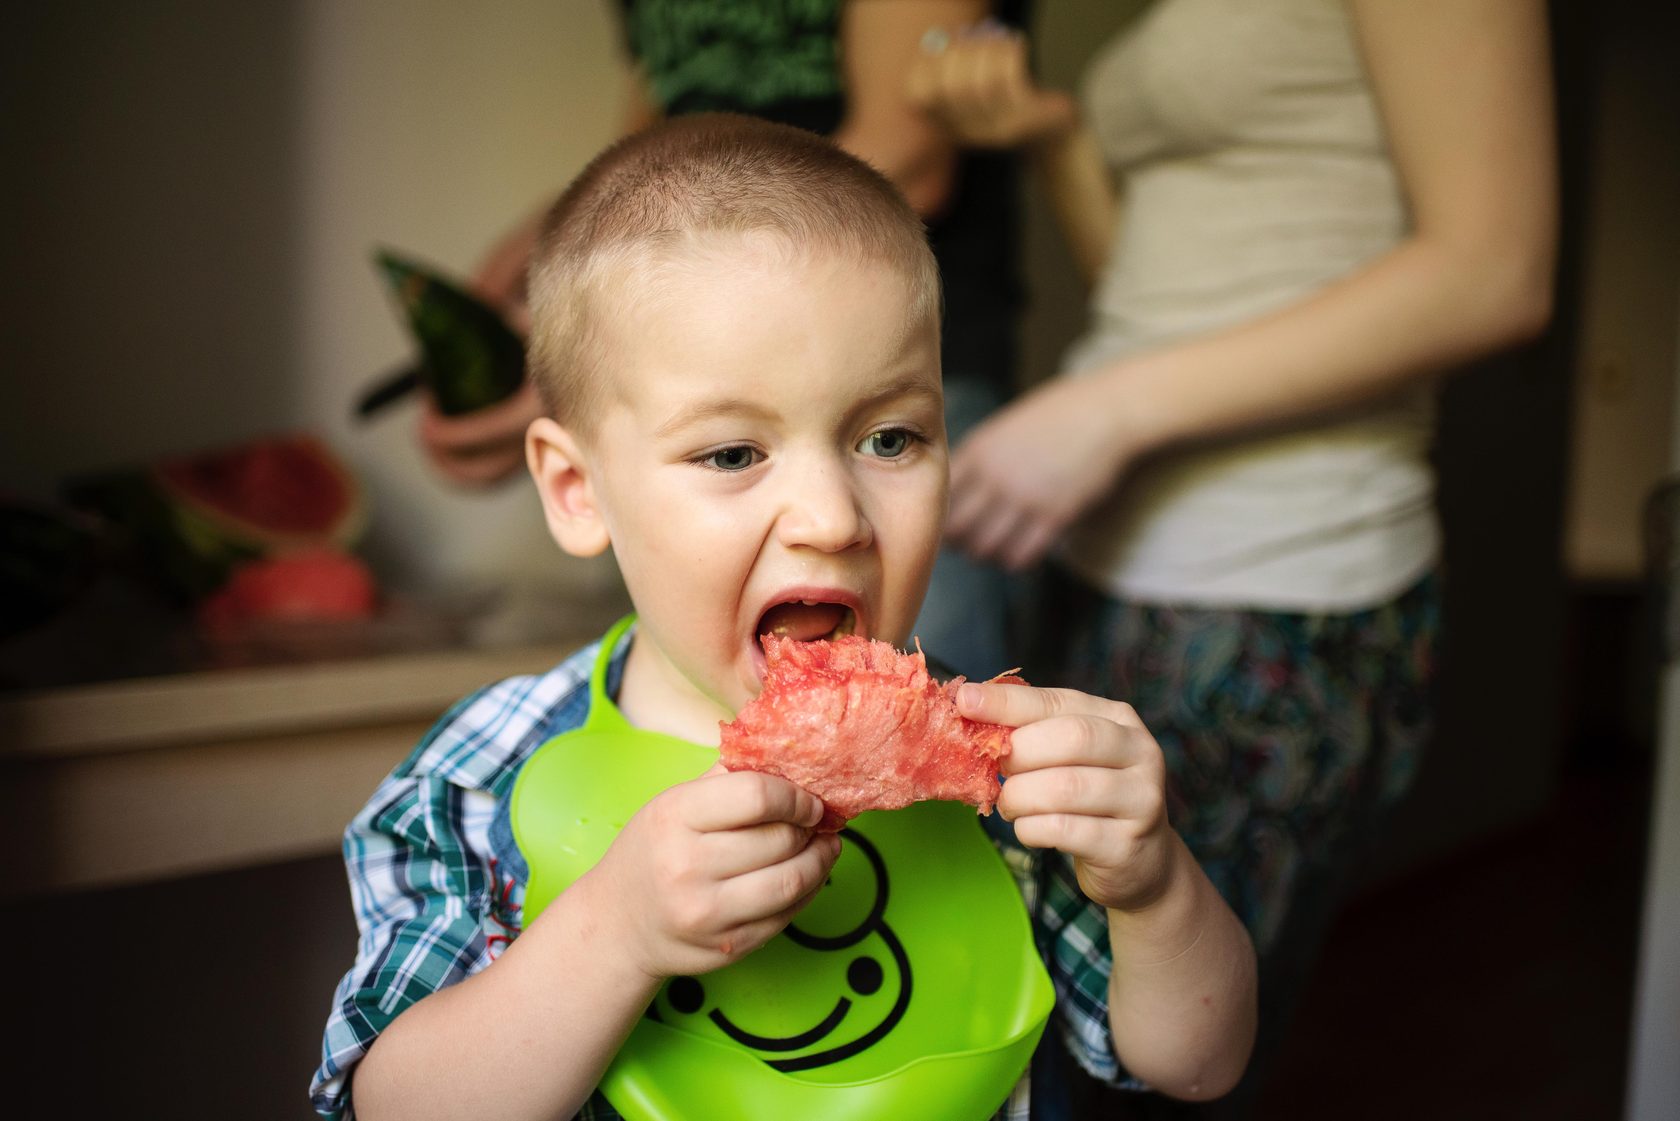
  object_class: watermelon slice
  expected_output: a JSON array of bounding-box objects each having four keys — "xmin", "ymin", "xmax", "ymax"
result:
[
  {"xmin": 198, "ymin": 547, "xmax": 377, "ymax": 630},
  {"xmin": 719, "ymin": 635, "xmax": 1023, "ymax": 831},
  {"xmin": 65, "ymin": 434, "xmax": 365, "ymax": 602}
]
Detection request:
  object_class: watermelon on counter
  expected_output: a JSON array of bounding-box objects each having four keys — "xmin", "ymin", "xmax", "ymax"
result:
[
  {"xmin": 64, "ymin": 434, "xmax": 366, "ymax": 604},
  {"xmin": 374, "ymin": 248, "xmax": 525, "ymax": 416},
  {"xmin": 198, "ymin": 547, "xmax": 377, "ymax": 631}
]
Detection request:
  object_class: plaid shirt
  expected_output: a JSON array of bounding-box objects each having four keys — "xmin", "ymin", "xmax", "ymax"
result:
[{"xmin": 311, "ymin": 628, "xmax": 1137, "ymax": 1119}]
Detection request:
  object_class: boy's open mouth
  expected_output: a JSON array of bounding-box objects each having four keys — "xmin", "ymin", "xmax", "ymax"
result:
[{"xmin": 756, "ymin": 601, "xmax": 858, "ymax": 648}]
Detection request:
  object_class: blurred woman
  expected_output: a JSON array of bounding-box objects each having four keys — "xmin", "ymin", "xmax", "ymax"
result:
[{"xmin": 910, "ymin": 0, "xmax": 1555, "ymax": 1112}]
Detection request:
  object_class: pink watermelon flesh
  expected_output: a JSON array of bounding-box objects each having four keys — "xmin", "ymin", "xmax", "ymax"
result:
[
  {"xmin": 198, "ymin": 547, "xmax": 377, "ymax": 629},
  {"xmin": 718, "ymin": 634, "xmax": 1021, "ymax": 831}
]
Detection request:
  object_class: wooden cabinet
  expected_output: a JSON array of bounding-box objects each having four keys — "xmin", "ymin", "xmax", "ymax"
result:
[{"xmin": 0, "ymin": 641, "xmax": 588, "ymax": 899}]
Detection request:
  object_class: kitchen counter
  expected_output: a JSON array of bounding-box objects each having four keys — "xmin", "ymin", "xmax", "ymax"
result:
[{"xmin": 0, "ymin": 602, "xmax": 624, "ymax": 899}]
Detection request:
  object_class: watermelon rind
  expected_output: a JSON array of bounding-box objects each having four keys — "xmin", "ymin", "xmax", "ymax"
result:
[{"xmin": 375, "ymin": 248, "xmax": 526, "ymax": 416}]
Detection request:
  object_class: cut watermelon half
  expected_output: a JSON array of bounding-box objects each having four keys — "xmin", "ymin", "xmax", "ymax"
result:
[{"xmin": 154, "ymin": 433, "xmax": 364, "ymax": 554}]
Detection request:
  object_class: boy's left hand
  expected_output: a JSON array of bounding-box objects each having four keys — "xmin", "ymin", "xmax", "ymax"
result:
[{"xmin": 955, "ymin": 682, "xmax": 1173, "ymax": 914}]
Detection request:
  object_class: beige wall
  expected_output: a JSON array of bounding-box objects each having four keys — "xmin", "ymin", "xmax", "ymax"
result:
[
  {"xmin": 3, "ymin": 0, "xmax": 627, "ymax": 597},
  {"xmin": 289, "ymin": 0, "xmax": 626, "ymax": 592}
]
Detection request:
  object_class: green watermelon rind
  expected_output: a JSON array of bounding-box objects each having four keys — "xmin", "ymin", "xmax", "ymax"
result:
[{"xmin": 375, "ymin": 248, "xmax": 526, "ymax": 416}]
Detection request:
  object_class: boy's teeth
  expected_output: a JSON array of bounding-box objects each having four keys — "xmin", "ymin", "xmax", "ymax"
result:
[{"xmin": 759, "ymin": 602, "xmax": 855, "ymax": 643}]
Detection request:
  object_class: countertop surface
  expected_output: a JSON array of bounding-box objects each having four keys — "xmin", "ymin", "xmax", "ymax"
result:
[{"xmin": 0, "ymin": 580, "xmax": 632, "ymax": 758}]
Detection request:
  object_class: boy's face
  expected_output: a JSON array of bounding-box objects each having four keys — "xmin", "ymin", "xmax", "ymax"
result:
[{"xmin": 534, "ymin": 237, "xmax": 946, "ymax": 741}]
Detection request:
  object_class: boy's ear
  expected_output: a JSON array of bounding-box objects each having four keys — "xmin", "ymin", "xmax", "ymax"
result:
[{"xmin": 526, "ymin": 417, "xmax": 611, "ymax": 557}]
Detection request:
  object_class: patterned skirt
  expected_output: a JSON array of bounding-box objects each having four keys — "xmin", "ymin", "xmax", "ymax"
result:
[{"xmin": 1043, "ymin": 569, "xmax": 1441, "ymax": 958}]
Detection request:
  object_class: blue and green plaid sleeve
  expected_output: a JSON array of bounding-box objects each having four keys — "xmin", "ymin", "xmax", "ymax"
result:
[
  {"xmin": 309, "ymin": 766, "xmax": 502, "ymax": 1117},
  {"xmin": 1039, "ymin": 852, "xmax": 1146, "ymax": 1090},
  {"xmin": 992, "ymin": 828, "xmax": 1147, "ymax": 1094},
  {"xmin": 309, "ymin": 647, "xmax": 609, "ymax": 1120}
]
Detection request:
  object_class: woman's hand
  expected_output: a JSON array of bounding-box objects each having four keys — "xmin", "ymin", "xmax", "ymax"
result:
[
  {"xmin": 905, "ymin": 23, "xmax": 1077, "ymax": 150},
  {"xmin": 945, "ymin": 372, "xmax": 1138, "ymax": 570},
  {"xmin": 416, "ymin": 380, "xmax": 546, "ymax": 487}
]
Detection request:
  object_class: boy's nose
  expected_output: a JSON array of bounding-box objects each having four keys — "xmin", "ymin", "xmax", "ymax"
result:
[{"xmin": 774, "ymin": 462, "xmax": 873, "ymax": 553}]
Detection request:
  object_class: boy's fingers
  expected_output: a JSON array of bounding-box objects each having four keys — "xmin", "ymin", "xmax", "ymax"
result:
[
  {"xmin": 957, "ymin": 682, "xmax": 1140, "ymax": 731},
  {"xmin": 686, "ymin": 770, "xmax": 826, "ymax": 832},
  {"xmin": 702, "ymin": 820, "xmax": 824, "ymax": 879},
  {"xmin": 717, "ymin": 832, "xmax": 842, "ymax": 925},
  {"xmin": 999, "ymin": 714, "xmax": 1152, "ymax": 774},
  {"xmin": 996, "ymin": 764, "xmax": 1161, "ymax": 825},
  {"xmin": 1009, "ymin": 811, "xmax": 1112, "ymax": 864}
]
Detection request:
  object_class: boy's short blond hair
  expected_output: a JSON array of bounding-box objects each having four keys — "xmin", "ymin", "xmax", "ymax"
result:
[{"xmin": 526, "ymin": 113, "xmax": 941, "ymax": 437}]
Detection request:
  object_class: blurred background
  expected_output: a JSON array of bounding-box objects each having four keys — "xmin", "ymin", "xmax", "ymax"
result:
[{"xmin": 1, "ymin": 1, "xmax": 1675, "ymax": 1117}]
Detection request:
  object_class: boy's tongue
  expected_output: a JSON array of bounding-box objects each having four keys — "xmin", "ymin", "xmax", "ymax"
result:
[{"xmin": 758, "ymin": 601, "xmax": 850, "ymax": 644}]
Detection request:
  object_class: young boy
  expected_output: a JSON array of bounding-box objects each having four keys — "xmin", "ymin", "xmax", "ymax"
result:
[{"xmin": 312, "ymin": 114, "xmax": 1255, "ymax": 1121}]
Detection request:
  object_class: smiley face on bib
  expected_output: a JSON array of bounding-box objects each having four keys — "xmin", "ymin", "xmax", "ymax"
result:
[{"xmin": 648, "ymin": 828, "xmax": 912, "ymax": 1072}]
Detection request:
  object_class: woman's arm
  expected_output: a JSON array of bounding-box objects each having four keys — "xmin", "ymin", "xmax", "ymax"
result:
[
  {"xmin": 1031, "ymin": 122, "xmax": 1118, "ymax": 289},
  {"xmin": 470, "ymin": 65, "xmax": 661, "ymax": 335},
  {"xmin": 945, "ymin": 0, "xmax": 1557, "ymax": 569},
  {"xmin": 906, "ymin": 28, "xmax": 1117, "ymax": 285},
  {"xmin": 1103, "ymin": 0, "xmax": 1557, "ymax": 458},
  {"xmin": 418, "ymin": 66, "xmax": 662, "ymax": 487},
  {"xmin": 832, "ymin": 0, "xmax": 989, "ymax": 218}
]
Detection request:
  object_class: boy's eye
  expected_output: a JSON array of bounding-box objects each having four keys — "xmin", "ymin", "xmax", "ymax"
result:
[
  {"xmin": 703, "ymin": 445, "xmax": 761, "ymax": 472},
  {"xmin": 859, "ymin": 429, "xmax": 917, "ymax": 459}
]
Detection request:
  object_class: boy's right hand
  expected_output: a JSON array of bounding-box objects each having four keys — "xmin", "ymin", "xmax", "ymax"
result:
[{"xmin": 581, "ymin": 766, "xmax": 842, "ymax": 980}]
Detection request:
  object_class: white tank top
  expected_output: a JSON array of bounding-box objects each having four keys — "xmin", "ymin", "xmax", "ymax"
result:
[{"xmin": 1058, "ymin": 0, "xmax": 1438, "ymax": 611}]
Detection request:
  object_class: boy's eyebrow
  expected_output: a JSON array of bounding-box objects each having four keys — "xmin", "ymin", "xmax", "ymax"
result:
[
  {"xmin": 842, "ymin": 376, "xmax": 943, "ymax": 424},
  {"xmin": 652, "ymin": 377, "xmax": 941, "ymax": 438},
  {"xmin": 653, "ymin": 397, "xmax": 778, "ymax": 437}
]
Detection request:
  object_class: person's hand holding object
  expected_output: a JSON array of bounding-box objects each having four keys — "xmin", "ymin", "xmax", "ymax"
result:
[{"xmin": 905, "ymin": 22, "xmax": 1078, "ymax": 150}]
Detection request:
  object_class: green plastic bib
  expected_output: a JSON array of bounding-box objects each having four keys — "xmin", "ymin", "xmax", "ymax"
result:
[{"xmin": 510, "ymin": 616, "xmax": 1054, "ymax": 1121}]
